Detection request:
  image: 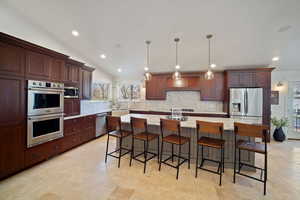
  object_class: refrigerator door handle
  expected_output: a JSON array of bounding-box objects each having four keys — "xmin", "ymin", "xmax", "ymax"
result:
[{"xmin": 245, "ymin": 89, "xmax": 248, "ymax": 114}]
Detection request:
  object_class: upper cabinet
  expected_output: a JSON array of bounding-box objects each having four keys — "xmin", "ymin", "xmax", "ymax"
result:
[
  {"xmin": 25, "ymin": 50, "xmax": 51, "ymax": 80},
  {"xmin": 200, "ymin": 72, "xmax": 224, "ymax": 101},
  {"xmin": 146, "ymin": 74, "xmax": 168, "ymax": 100},
  {"xmin": 50, "ymin": 58, "xmax": 65, "ymax": 82},
  {"xmin": 64, "ymin": 59, "xmax": 83, "ymax": 85},
  {"xmin": 81, "ymin": 66, "xmax": 94, "ymax": 100},
  {"xmin": 0, "ymin": 41, "xmax": 25, "ymax": 77},
  {"xmin": 145, "ymin": 72, "xmax": 224, "ymax": 101}
]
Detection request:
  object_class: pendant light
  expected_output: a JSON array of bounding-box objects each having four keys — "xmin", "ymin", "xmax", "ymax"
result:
[
  {"xmin": 204, "ymin": 34, "xmax": 214, "ymax": 80},
  {"xmin": 144, "ymin": 40, "xmax": 152, "ymax": 81},
  {"xmin": 172, "ymin": 38, "xmax": 181, "ymax": 80}
]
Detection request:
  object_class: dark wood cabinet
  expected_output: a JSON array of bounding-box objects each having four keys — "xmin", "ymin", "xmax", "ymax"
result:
[
  {"xmin": 25, "ymin": 50, "xmax": 51, "ymax": 80},
  {"xmin": 200, "ymin": 72, "xmax": 224, "ymax": 101},
  {"xmin": 0, "ymin": 75, "xmax": 25, "ymax": 126},
  {"xmin": 146, "ymin": 74, "xmax": 167, "ymax": 100},
  {"xmin": 81, "ymin": 66, "xmax": 94, "ymax": 100},
  {"xmin": 50, "ymin": 58, "xmax": 65, "ymax": 82},
  {"xmin": 145, "ymin": 72, "xmax": 224, "ymax": 101},
  {"xmin": 64, "ymin": 99, "xmax": 80, "ymax": 117},
  {"xmin": 64, "ymin": 64, "xmax": 81, "ymax": 85},
  {"xmin": 0, "ymin": 41, "xmax": 25, "ymax": 77},
  {"xmin": 0, "ymin": 124, "xmax": 25, "ymax": 179}
]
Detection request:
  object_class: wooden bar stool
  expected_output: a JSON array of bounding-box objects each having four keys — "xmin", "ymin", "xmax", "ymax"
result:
[
  {"xmin": 105, "ymin": 116, "xmax": 132, "ymax": 168},
  {"xmin": 129, "ymin": 117, "xmax": 160, "ymax": 173},
  {"xmin": 159, "ymin": 118, "xmax": 191, "ymax": 180},
  {"xmin": 195, "ymin": 121, "xmax": 225, "ymax": 186},
  {"xmin": 233, "ymin": 122, "xmax": 269, "ymax": 195}
]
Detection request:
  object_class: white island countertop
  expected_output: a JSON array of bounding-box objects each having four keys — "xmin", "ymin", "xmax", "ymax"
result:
[{"xmin": 121, "ymin": 114, "xmax": 262, "ymax": 131}]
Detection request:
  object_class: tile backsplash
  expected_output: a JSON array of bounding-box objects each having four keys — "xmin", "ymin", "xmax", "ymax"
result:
[{"xmin": 118, "ymin": 91, "xmax": 223, "ymax": 112}]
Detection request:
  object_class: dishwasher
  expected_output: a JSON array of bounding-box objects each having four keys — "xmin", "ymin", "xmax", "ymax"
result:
[{"xmin": 96, "ymin": 113, "xmax": 107, "ymax": 137}]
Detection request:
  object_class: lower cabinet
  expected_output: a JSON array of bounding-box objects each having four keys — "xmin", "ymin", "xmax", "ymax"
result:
[
  {"xmin": 24, "ymin": 115, "xmax": 96, "ymax": 169},
  {"xmin": 0, "ymin": 124, "xmax": 25, "ymax": 179}
]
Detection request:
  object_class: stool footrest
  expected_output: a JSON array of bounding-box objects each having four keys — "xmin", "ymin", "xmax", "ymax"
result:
[
  {"xmin": 107, "ymin": 148, "xmax": 131, "ymax": 159},
  {"xmin": 198, "ymin": 158, "xmax": 222, "ymax": 174},
  {"xmin": 236, "ymin": 162, "xmax": 266, "ymax": 182},
  {"xmin": 161, "ymin": 155, "xmax": 188, "ymax": 168},
  {"xmin": 132, "ymin": 151, "xmax": 157, "ymax": 164}
]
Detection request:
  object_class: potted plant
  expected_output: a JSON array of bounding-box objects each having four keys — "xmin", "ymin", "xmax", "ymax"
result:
[{"xmin": 271, "ymin": 117, "xmax": 288, "ymax": 142}]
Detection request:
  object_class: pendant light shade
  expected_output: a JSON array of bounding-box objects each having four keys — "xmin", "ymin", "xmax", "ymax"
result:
[
  {"xmin": 204, "ymin": 34, "xmax": 215, "ymax": 80},
  {"xmin": 144, "ymin": 40, "xmax": 152, "ymax": 81},
  {"xmin": 172, "ymin": 38, "xmax": 181, "ymax": 80}
]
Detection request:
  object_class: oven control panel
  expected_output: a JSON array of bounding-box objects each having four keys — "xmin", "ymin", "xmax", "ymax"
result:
[{"xmin": 28, "ymin": 80, "xmax": 64, "ymax": 89}]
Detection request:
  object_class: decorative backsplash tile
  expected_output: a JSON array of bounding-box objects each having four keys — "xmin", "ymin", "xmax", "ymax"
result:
[{"xmin": 118, "ymin": 91, "xmax": 223, "ymax": 112}]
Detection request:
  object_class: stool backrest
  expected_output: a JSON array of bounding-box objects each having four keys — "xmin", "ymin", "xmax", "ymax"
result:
[
  {"xmin": 196, "ymin": 120, "xmax": 223, "ymax": 140},
  {"xmin": 234, "ymin": 122, "xmax": 269, "ymax": 140},
  {"xmin": 106, "ymin": 116, "xmax": 121, "ymax": 133},
  {"xmin": 131, "ymin": 117, "xmax": 148, "ymax": 134},
  {"xmin": 160, "ymin": 118, "xmax": 181, "ymax": 137}
]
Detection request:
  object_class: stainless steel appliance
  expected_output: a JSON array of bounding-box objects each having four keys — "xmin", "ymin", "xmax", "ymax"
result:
[
  {"xmin": 27, "ymin": 80, "xmax": 64, "ymax": 116},
  {"xmin": 64, "ymin": 87, "xmax": 79, "ymax": 98},
  {"xmin": 27, "ymin": 80, "xmax": 64, "ymax": 148},
  {"xmin": 229, "ymin": 88, "xmax": 263, "ymax": 121},
  {"xmin": 96, "ymin": 113, "xmax": 107, "ymax": 137},
  {"xmin": 27, "ymin": 113, "xmax": 64, "ymax": 147}
]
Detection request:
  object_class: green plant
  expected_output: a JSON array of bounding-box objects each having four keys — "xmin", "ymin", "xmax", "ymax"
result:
[{"xmin": 271, "ymin": 117, "xmax": 288, "ymax": 128}]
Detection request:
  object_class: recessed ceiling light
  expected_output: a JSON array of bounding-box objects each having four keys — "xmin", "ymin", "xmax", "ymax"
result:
[
  {"xmin": 144, "ymin": 67, "xmax": 149, "ymax": 71},
  {"xmin": 100, "ymin": 54, "xmax": 106, "ymax": 59},
  {"xmin": 72, "ymin": 30, "xmax": 79, "ymax": 37},
  {"xmin": 175, "ymin": 65, "xmax": 180, "ymax": 69},
  {"xmin": 272, "ymin": 57, "xmax": 279, "ymax": 61},
  {"xmin": 210, "ymin": 64, "xmax": 216, "ymax": 68},
  {"xmin": 117, "ymin": 68, "xmax": 122, "ymax": 72}
]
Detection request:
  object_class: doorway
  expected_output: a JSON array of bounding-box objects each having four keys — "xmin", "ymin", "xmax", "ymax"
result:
[{"xmin": 287, "ymin": 81, "xmax": 300, "ymax": 140}]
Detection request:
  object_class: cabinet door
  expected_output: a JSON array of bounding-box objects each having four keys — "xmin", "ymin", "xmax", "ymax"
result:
[
  {"xmin": 71, "ymin": 65, "xmax": 80, "ymax": 84},
  {"xmin": 145, "ymin": 75, "xmax": 167, "ymax": 100},
  {"xmin": 200, "ymin": 72, "xmax": 224, "ymax": 101},
  {"xmin": 0, "ymin": 124, "xmax": 25, "ymax": 179},
  {"xmin": 64, "ymin": 99, "xmax": 80, "ymax": 117},
  {"xmin": 26, "ymin": 50, "xmax": 50, "ymax": 80},
  {"xmin": 81, "ymin": 69, "xmax": 92, "ymax": 99},
  {"xmin": 50, "ymin": 58, "xmax": 65, "ymax": 82},
  {"xmin": 0, "ymin": 41, "xmax": 25, "ymax": 77},
  {"xmin": 0, "ymin": 75, "xmax": 25, "ymax": 126}
]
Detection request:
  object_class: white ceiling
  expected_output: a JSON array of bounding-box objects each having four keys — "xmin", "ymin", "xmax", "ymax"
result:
[{"xmin": 2, "ymin": 0, "xmax": 300, "ymax": 79}]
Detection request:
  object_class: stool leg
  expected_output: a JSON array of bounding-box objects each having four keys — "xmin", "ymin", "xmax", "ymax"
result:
[
  {"xmin": 118, "ymin": 137, "xmax": 123, "ymax": 168},
  {"xmin": 219, "ymin": 148, "xmax": 223, "ymax": 186},
  {"xmin": 195, "ymin": 144, "xmax": 199, "ymax": 178},
  {"xmin": 157, "ymin": 137, "xmax": 160, "ymax": 163},
  {"xmin": 176, "ymin": 144, "xmax": 181, "ymax": 180},
  {"xmin": 159, "ymin": 141, "xmax": 164, "ymax": 171},
  {"xmin": 222, "ymin": 146, "xmax": 225, "ymax": 173},
  {"xmin": 171, "ymin": 143, "xmax": 174, "ymax": 162},
  {"xmin": 200, "ymin": 145, "xmax": 204, "ymax": 167},
  {"xmin": 238, "ymin": 149, "xmax": 241, "ymax": 173},
  {"xmin": 188, "ymin": 141, "xmax": 191, "ymax": 169},
  {"xmin": 264, "ymin": 152, "xmax": 267, "ymax": 195},
  {"xmin": 105, "ymin": 135, "xmax": 110, "ymax": 163},
  {"xmin": 130, "ymin": 136, "xmax": 134, "ymax": 166},
  {"xmin": 144, "ymin": 140, "xmax": 148, "ymax": 174},
  {"xmin": 233, "ymin": 146, "xmax": 236, "ymax": 183}
]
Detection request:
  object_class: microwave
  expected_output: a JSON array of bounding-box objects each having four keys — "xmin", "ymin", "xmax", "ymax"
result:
[{"xmin": 64, "ymin": 87, "xmax": 79, "ymax": 98}]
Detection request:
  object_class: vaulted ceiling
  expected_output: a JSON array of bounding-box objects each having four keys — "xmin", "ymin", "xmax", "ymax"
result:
[{"xmin": 2, "ymin": 0, "xmax": 300, "ymax": 79}]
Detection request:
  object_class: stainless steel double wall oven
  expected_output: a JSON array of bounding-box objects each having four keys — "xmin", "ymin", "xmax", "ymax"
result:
[{"xmin": 27, "ymin": 80, "xmax": 64, "ymax": 148}]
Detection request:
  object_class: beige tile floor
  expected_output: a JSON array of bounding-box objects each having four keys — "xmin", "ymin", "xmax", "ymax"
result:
[{"xmin": 0, "ymin": 136, "xmax": 300, "ymax": 200}]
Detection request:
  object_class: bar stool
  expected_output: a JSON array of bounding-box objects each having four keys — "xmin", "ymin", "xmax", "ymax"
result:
[
  {"xmin": 233, "ymin": 122, "xmax": 269, "ymax": 195},
  {"xmin": 105, "ymin": 116, "xmax": 132, "ymax": 168},
  {"xmin": 159, "ymin": 118, "xmax": 190, "ymax": 179},
  {"xmin": 129, "ymin": 117, "xmax": 160, "ymax": 173},
  {"xmin": 195, "ymin": 121, "xmax": 225, "ymax": 186}
]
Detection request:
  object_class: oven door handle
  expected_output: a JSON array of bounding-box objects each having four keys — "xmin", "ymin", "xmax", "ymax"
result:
[
  {"xmin": 28, "ymin": 88, "xmax": 64, "ymax": 93},
  {"xmin": 28, "ymin": 113, "xmax": 64, "ymax": 120}
]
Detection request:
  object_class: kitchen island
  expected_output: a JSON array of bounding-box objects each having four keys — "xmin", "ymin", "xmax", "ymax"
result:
[{"xmin": 119, "ymin": 114, "xmax": 262, "ymax": 170}]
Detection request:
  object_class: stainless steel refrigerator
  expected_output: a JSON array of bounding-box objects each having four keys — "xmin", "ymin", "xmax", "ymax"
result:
[{"xmin": 229, "ymin": 88, "xmax": 263, "ymax": 123}]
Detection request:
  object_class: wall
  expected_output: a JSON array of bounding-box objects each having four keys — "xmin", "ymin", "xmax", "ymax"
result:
[{"xmin": 0, "ymin": 2, "xmax": 112, "ymax": 84}]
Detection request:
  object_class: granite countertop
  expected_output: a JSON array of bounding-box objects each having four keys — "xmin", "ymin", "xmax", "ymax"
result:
[
  {"xmin": 120, "ymin": 114, "xmax": 262, "ymax": 131},
  {"xmin": 64, "ymin": 109, "xmax": 112, "ymax": 120},
  {"xmin": 129, "ymin": 109, "xmax": 227, "ymax": 115}
]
